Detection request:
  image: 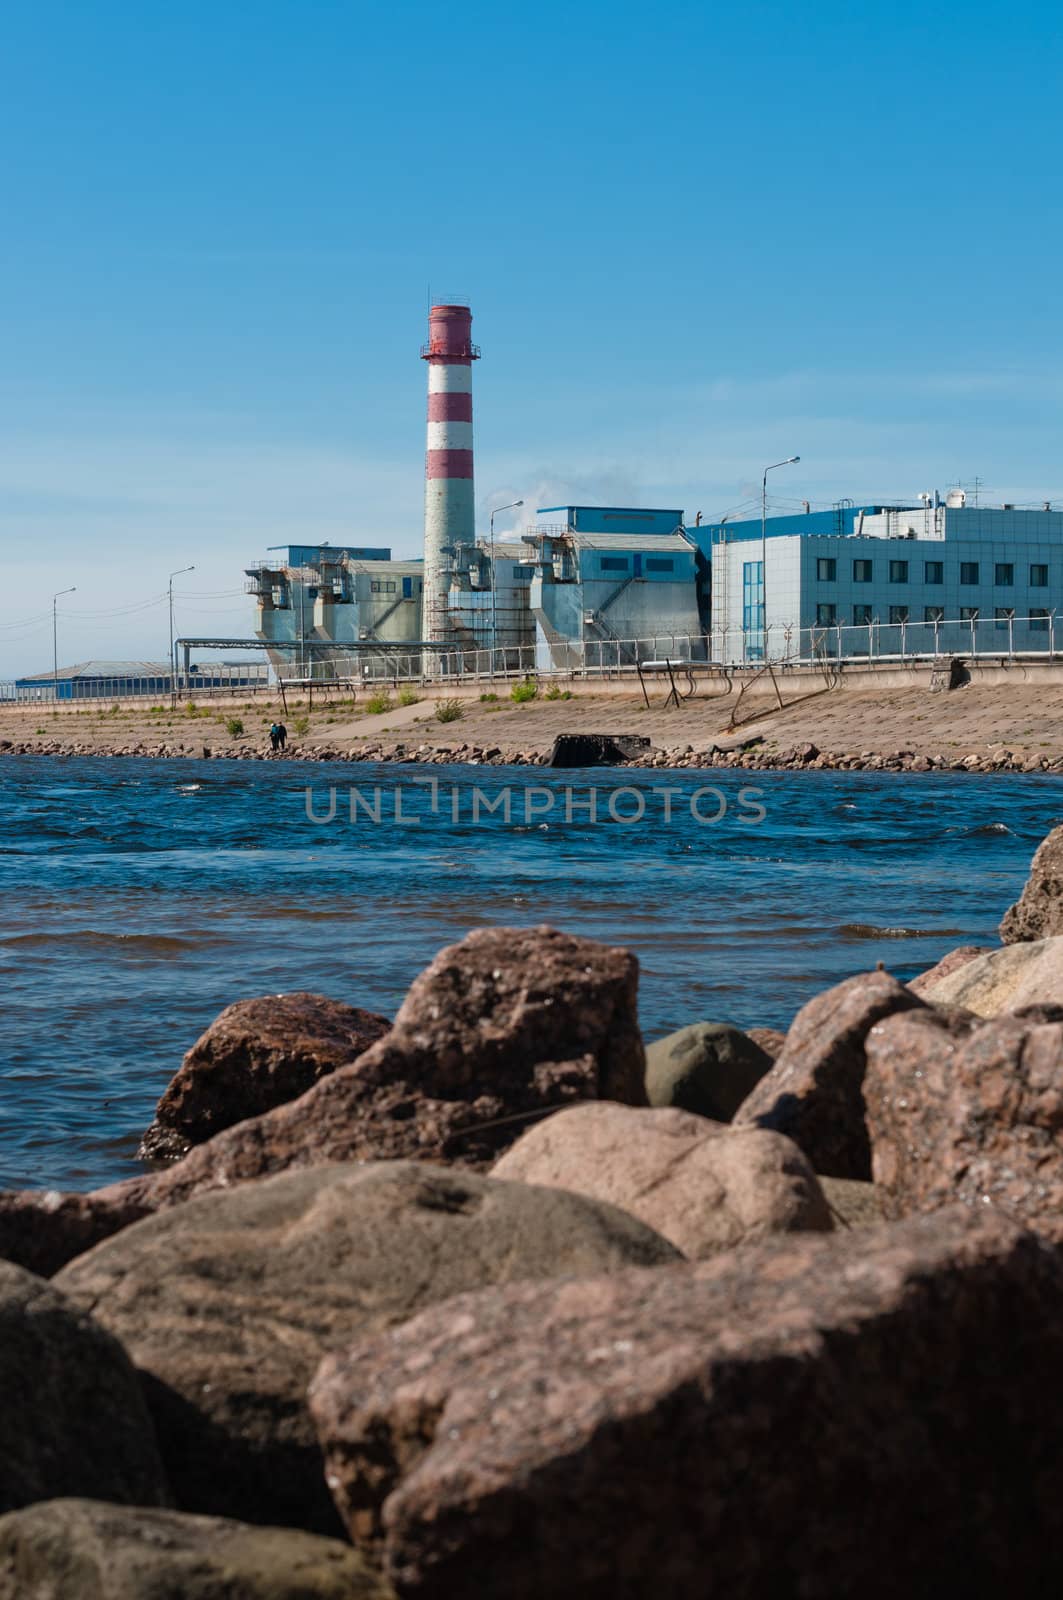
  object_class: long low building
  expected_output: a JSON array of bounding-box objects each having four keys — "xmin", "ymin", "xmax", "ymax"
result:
[{"xmin": 9, "ymin": 660, "xmax": 269, "ymax": 701}]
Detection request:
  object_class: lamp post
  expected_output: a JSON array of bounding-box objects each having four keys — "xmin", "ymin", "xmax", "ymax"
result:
[
  {"xmin": 760, "ymin": 457, "xmax": 800, "ymax": 660},
  {"xmin": 489, "ymin": 499, "xmax": 524, "ymax": 670},
  {"xmin": 52, "ymin": 587, "xmax": 76, "ymax": 704},
  {"xmin": 169, "ymin": 566, "xmax": 195, "ymax": 699}
]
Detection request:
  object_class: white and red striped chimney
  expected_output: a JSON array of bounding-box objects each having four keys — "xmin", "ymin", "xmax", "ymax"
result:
[{"xmin": 421, "ymin": 301, "xmax": 480, "ymax": 644}]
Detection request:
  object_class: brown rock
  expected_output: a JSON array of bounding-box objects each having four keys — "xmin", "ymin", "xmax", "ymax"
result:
[
  {"xmin": 140, "ymin": 925, "xmax": 647, "ymax": 1211},
  {"xmin": 57, "ymin": 1161, "xmax": 676, "ymax": 1534},
  {"xmin": 310, "ymin": 1208, "xmax": 1063, "ymax": 1599},
  {"xmin": 916, "ymin": 936, "xmax": 1063, "ymax": 1017},
  {"xmin": 1001, "ymin": 824, "xmax": 1063, "ymax": 941},
  {"xmin": 491, "ymin": 1102, "xmax": 831, "ymax": 1258},
  {"xmin": 644, "ymin": 1023, "xmax": 771, "ymax": 1120},
  {"xmin": 0, "ymin": 1182, "xmax": 155, "ymax": 1278},
  {"xmin": 864, "ymin": 1005, "xmax": 1063, "ymax": 1234},
  {"xmin": 907, "ymin": 943, "xmax": 989, "ymax": 996},
  {"xmin": 0, "ymin": 1499, "xmax": 394, "ymax": 1600},
  {"xmin": 0, "ymin": 1261, "xmax": 169, "ymax": 1515},
  {"xmin": 818, "ymin": 1175, "xmax": 885, "ymax": 1228},
  {"xmin": 139, "ymin": 992, "xmax": 391, "ymax": 1161},
  {"xmin": 733, "ymin": 971, "xmax": 925, "ymax": 1179},
  {"xmin": 745, "ymin": 1026, "xmax": 786, "ymax": 1059}
]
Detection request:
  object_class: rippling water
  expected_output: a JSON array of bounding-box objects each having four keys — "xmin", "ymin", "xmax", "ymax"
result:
[{"xmin": 0, "ymin": 754, "xmax": 1058, "ymax": 1192}]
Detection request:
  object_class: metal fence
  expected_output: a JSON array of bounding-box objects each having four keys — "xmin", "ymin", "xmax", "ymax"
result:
[{"xmin": 3, "ymin": 615, "xmax": 1060, "ymax": 705}]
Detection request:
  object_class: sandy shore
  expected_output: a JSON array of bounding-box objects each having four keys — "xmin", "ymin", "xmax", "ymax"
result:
[{"xmin": 3, "ymin": 677, "xmax": 1063, "ymax": 772}]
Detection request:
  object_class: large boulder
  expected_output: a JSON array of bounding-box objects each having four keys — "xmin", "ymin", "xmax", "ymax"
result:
[
  {"xmin": 733, "ymin": 971, "xmax": 925, "ymax": 1178},
  {"xmin": 644, "ymin": 1023, "xmax": 771, "ymax": 1120},
  {"xmin": 0, "ymin": 1499, "xmax": 394, "ymax": 1600},
  {"xmin": 0, "ymin": 1183, "xmax": 155, "ymax": 1278},
  {"xmin": 310, "ymin": 1210, "xmax": 1063, "ymax": 1598},
  {"xmin": 1001, "ymin": 824, "xmax": 1063, "ymax": 941},
  {"xmin": 0, "ymin": 1261, "xmax": 169, "ymax": 1514},
  {"xmin": 915, "ymin": 936, "xmax": 1063, "ymax": 1016},
  {"xmin": 864, "ymin": 1004, "xmax": 1063, "ymax": 1234},
  {"xmin": 492, "ymin": 1103, "xmax": 831, "ymax": 1258},
  {"xmin": 142, "ymin": 925, "xmax": 647, "ymax": 1213},
  {"xmin": 907, "ymin": 944, "xmax": 988, "ymax": 997},
  {"xmin": 57, "ymin": 1161, "xmax": 677, "ymax": 1535},
  {"xmin": 139, "ymin": 992, "xmax": 392, "ymax": 1161}
]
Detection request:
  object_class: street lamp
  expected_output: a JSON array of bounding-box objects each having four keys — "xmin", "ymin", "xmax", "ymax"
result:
[
  {"xmin": 761, "ymin": 458, "xmax": 800, "ymax": 660},
  {"xmin": 489, "ymin": 500, "xmax": 524, "ymax": 667},
  {"xmin": 169, "ymin": 566, "xmax": 195, "ymax": 697},
  {"xmin": 52, "ymin": 587, "xmax": 76, "ymax": 703}
]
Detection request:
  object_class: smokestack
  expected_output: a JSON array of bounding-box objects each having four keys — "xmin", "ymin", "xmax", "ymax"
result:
[{"xmin": 421, "ymin": 301, "xmax": 480, "ymax": 645}]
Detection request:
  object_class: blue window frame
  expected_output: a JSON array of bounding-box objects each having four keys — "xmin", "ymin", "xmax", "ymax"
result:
[
  {"xmin": 742, "ymin": 560, "xmax": 764, "ymax": 659},
  {"xmin": 600, "ymin": 556, "xmax": 628, "ymax": 573},
  {"xmin": 645, "ymin": 557, "xmax": 675, "ymax": 573}
]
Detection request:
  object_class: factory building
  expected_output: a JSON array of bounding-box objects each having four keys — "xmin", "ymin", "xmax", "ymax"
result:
[
  {"xmin": 245, "ymin": 542, "xmax": 424, "ymax": 674},
  {"xmin": 709, "ymin": 494, "xmax": 1063, "ymax": 662},
  {"xmin": 522, "ymin": 507, "xmax": 701, "ymax": 669},
  {"xmin": 239, "ymin": 299, "xmax": 1063, "ymax": 678}
]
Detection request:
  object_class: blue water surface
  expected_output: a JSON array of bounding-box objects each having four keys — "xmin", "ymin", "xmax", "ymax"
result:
[{"xmin": 0, "ymin": 754, "xmax": 1058, "ymax": 1191}]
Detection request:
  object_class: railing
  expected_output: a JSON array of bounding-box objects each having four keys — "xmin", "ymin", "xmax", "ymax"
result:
[
  {"xmin": 4, "ymin": 615, "xmax": 1060, "ymax": 706},
  {"xmin": 739, "ymin": 612, "xmax": 1059, "ymax": 667}
]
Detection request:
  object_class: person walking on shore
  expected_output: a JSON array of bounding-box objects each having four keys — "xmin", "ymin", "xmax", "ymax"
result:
[
  {"xmin": 277, "ymin": 722, "xmax": 288, "ymax": 750},
  {"xmin": 268, "ymin": 723, "xmax": 280, "ymax": 753}
]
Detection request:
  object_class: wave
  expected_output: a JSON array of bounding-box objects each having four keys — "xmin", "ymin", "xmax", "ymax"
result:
[
  {"xmin": 838, "ymin": 923, "xmax": 964, "ymax": 940},
  {"xmin": 963, "ymin": 822, "xmax": 1014, "ymax": 836},
  {"xmin": 1, "ymin": 931, "xmax": 211, "ymax": 954}
]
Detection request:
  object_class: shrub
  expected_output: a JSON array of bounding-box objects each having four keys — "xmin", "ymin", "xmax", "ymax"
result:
[
  {"xmin": 510, "ymin": 678, "xmax": 538, "ymax": 704},
  {"xmin": 224, "ymin": 716, "xmax": 244, "ymax": 738},
  {"xmin": 292, "ymin": 714, "xmax": 310, "ymax": 735},
  {"xmin": 397, "ymin": 688, "xmax": 420, "ymax": 707},
  {"xmin": 543, "ymin": 685, "xmax": 573, "ymax": 701},
  {"xmin": 365, "ymin": 693, "xmax": 392, "ymax": 715},
  {"xmin": 435, "ymin": 698, "xmax": 465, "ymax": 723},
  {"xmin": 479, "ymin": 691, "xmax": 498, "ymax": 703}
]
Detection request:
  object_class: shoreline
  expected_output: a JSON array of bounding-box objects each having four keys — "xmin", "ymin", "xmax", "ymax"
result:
[{"xmin": 2, "ymin": 735, "xmax": 1062, "ymax": 775}]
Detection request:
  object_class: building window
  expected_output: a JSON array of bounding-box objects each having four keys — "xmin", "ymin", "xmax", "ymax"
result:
[
  {"xmin": 889, "ymin": 560, "xmax": 909, "ymax": 583},
  {"xmin": 960, "ymin": 562, "xmax": 980, "ymax": 585},
  {"xmin": 600, "ymin": 556, "xmax": 629, "ymax": 573},
  {"xmin": 853, "ymin": 604, "xmax": 873, "ymax": 625},
  {"xmin": 817, "ymin": 557, "xmax": 836, "ymax": 581},
  {"xmin": 645, "ymin": 557, "xmax": 675, "ymax": 573},
  {"xmin": 924, "ymin": 605, "xmax": 945, "ymax": 623},
  {"xmin": 370, "ymin": 580, "xmax": 397, "ymax": 594},
  {"xmin": 924, "ymin": 560, "xmax": 944, "ymax": 584},
  {"xmin": 1031, "ymin": 563, "xmax": 1049, "ymax": 587},
  {"xmin": 960, "ymin": 606, "xmax": 980, "ymax": 621},
  {"xmin": 889, "ymin": 605, "xmax": 909, "ymax": 625},
  {"xmin": 853, "ymin": 559, "xmax": 873, "ymax": 583},
  {"xmin": 742, "ymin": 560, "xmax": 764, "ymax": 648},
  {"xmin": 816, "ymin": 603, "xmax": 837, "ymax": 626},
  {"xmin": 511, "ymin": 564, "xmax": 534, "ymax": 581},
  {"xmin": 995, "ymin": 563, "xmax": 1014, "ymax": 586},
  {"xmin": 1031, "ymin": 608, "xmax": 1050, "ymax": 631},
  {"xmin": 995, "ymin": 606, "xmax": 1015, "ymax": 629}
]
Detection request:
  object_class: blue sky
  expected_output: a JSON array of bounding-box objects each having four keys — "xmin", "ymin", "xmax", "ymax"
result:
[{"xmin": 1, "ymin": 0, "xmax": 1061, "ymax": 673}]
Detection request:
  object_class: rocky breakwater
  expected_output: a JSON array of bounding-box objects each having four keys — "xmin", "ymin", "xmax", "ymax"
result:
[
  {"xmin": 4, "ymin": 831, "xmax": 1063, "ymax": 1592},
  {"xmin": 6, "ymin": 731, "xmax": 1063, "ymax": 772}
]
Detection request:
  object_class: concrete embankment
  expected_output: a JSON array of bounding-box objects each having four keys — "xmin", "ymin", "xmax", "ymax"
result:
[{"xmin": 4, "ymin": 663, "xmax": 1063, "ymax": 771}]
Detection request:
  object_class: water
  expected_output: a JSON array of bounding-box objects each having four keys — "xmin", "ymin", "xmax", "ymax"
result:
[{"xmin": 0, "ymin": 754, "xmax": 1059, "ymax": 1193}]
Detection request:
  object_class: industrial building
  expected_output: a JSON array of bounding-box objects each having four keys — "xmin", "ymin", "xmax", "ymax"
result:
[
  {"xmin": 708, "ymin": 493, "xmax": 1063, "ymax": 663},
  {"xmin": 9, "ymin": 660, "xmax": 268, "ymax": 702},
  {"xmin": 245, "ymin": 542, "xmax": 424, "ymax": 673},
  {"xmin": 239, "ymin": 300, "xmax": 1063, "ymax": 678}
]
